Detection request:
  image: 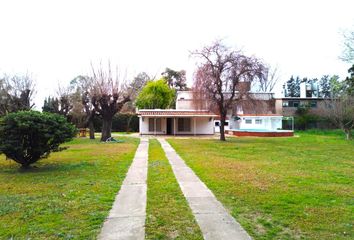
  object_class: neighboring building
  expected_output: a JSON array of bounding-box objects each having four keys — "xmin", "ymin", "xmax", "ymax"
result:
[
  {"xmin": 229, "ymin": 114, "xmax": 283, "ymax": 131},
  {"xmin": 275, "ymin": 82, "xmax": 327, "ymax": 116},
  {"xmin": 137, "ymin": 91, "xmax": 216, "ymax": 135}
]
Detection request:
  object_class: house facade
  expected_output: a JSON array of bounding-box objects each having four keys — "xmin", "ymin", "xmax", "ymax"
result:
[
  {"xmin": 275, "ymin": 82, "xmax": 328, "ymax": 116},
  {"xmin": 138, "ymin": 89, "xmax": 292, "ymax": 136},
  {"xmin": 137, "ymin": 91, "xmax": 216, "ymax": 135}
]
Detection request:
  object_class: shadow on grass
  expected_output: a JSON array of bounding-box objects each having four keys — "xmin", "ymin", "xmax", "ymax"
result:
[{"xmin": 2, "ymin": 161, "xmax": 96, "ymax": 174}]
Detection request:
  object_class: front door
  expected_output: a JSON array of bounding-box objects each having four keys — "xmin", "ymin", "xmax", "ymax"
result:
[{"xmin": 166, "ymin": 118, "xmax": 173, "ymax": 135}]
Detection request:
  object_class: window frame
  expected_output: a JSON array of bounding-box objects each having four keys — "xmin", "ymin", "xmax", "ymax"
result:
[
  {"xmin": 255, "ymin": 119, "xmax": 262, "ymax": 124},
  {"xmin": 245, "ymin": 119, "xmax": 252, "ymax": 124},
  {"xmin": 148, "ymin": 118, "xmax": 162, "ymax": 132},
  {"xmin": 178, "ymin": 118, "xmax": 191, "ymax": 132}
]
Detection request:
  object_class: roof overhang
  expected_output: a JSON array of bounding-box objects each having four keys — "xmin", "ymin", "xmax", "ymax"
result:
[{"xmin": 137, "ymin": 109, "xmax": 218, "ymax": 117}]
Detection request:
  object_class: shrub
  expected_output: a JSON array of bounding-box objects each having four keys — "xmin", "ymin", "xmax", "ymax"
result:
[{"xmin": 0, "ymin": 111, "xmax": 77, "ymax": 168}]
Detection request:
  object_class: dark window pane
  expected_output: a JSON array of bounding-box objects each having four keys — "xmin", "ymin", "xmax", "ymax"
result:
[{"xmin": 149, "ymin": 118, "xmax": 154, "ymax": 132}]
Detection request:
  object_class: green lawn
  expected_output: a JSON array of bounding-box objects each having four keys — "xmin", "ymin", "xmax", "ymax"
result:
[
  {"xmin": 168, "ymin": 131, "xmax": 354, "ymax": 240},
  {"xmin": 145, "ymin": 139, "xmax": 203, "ymax": 240},
  {"xmin": 0, "ymin": 137, "xmax": 139, "ymax": 239}
]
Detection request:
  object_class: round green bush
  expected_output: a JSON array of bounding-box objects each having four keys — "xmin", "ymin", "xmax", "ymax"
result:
[{"xmin": 0, "ymin": 111, "xmax": 77, "ymax": 168}]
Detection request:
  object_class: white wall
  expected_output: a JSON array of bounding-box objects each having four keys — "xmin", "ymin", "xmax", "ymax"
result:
[
  {"xmin": 176, "ymin": 91, "xmax": 194, "ymax": 110},
  {"xmin": 139, "ymin": 117, "xmax": 166, "ymax": 134},
  {"xmin": 195, "ymin": 117, "xmax": 215, "ymax": 134},
  {"xmin": 229, "ymin": 116, "xmax": 283, "ymax": 131},
  {"xmin": 139, "ymin": 116, "xmax": 214, "ymax": 135},
  {"xmin": 214, "ymin": 120, "xmax": 230, "ymax": 133}
]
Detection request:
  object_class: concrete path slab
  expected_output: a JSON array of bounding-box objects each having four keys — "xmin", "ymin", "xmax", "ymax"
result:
[
  {"xmin": 99, "ymin": 138, "xmax": 148, "ymax": 240},
  {"xmin": 158, "ymin": 138, "xmax": 251, "ymax": 240}
]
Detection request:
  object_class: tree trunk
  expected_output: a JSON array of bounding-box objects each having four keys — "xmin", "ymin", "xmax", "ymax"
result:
[
  {"xmin": 126, "ymin": 115, "xmax": 132, "ymax": 133},
  {"xmin": 88, "ymin": 121, "xmax": 95, "ymax": 139},
  {"xmin": 219, "ymin": 115, "xmax": 226, "ymax": 141},
  {"xmin": 344, "ymin": 129, "xmax": 352, "ymax": 140},
  {"xmin": 101, "ymin": 118, "xmax": 113, "ymax": 141}
]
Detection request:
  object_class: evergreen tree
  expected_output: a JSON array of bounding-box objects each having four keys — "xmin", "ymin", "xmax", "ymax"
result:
[
  {"xmin": 161, "ymin": 68, "xmax": 187, "ymax": 90},
  {"xmin": 319, "ymin": 75, "xmax": 331, "ymax": 98},
  {"xmin": 344, "ymin": 65, "xmax": 354, "ymax": 96},
  {"xmin": 285, "ymin": 76, "xmax": 301, "ymax": 97}
]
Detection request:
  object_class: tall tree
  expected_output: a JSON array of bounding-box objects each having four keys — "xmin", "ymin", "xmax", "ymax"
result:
[
  {"xmin": 192, "ymin": 41, "xmax": 266, "ymax": 141},
  {"xmin": 161, "ymin": 68, "xmax": 187, "ymax": 90},
  {"xmin": 340, "ymin": 29, "xmax": 354, "ymax": 63},
  {"xmin": 318, "ymin": 75, "xmax": 331, "ymax": 98},
  {"xmin": 0, "ymin": 74, "xmax": 35, "ymax": 116},
  {"xmin": 42, "ymin": 87, "xmax": 72, "ymax": 118},
  {"xmin": 69, "ymin": 75, "xmax": 96, "ymax": 139},
  {"xmin": 344, "ymin": 64, "xmax": 354, "ymax": 95},
  {"xmin": 284, "ymin": 76, "xmax": 301, "ymax": 97},
  {"xmin": 135, "ymin": 78, "xmax": 175, "ymax": 109},
  {"xmin": 130, "ymin": 72, "xmax": 150, "ymax": 95},
  {"xmin": 321, "ymin": 95, "xmax": 354, "ymax": 140},
  {"xmin": 320, "ymin": 68, "xmax": 354, "ymax": 140},
  {"xmin": 256, "ymin": 66, "xmax": 279, "ymax": 93},
  {"xmin": 90, "ymin": 62, "xmax": 131, "ymax": 141}
]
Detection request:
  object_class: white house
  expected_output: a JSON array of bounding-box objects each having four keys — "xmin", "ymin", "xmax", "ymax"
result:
[
  {"xmin": 137, "ymin": 91, "xmax": 217, "ymax": 135},
  {"xmin": 229, "ymin": 114, "xmax": 283, "ymax": 131},
  {"xmin": 137, "ymin": 90, "xmax": 289, "ymax": 136}
]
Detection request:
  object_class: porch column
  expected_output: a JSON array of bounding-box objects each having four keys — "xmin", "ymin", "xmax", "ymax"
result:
[
  {"xmin": 194, "ymin": 117, "xmax": 196, "ymax": 136},
  {"xmin": 174, "ymin": 118, "xmax": 176, "ymax": 136},
  {"xmin": 154, "ymin": 118, "xmax": 156, "ymax": 136}
]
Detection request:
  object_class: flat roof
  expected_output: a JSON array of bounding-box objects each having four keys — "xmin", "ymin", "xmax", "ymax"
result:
[
  {"xmin": 237, "ymin": 114, "xmax": 283, "ymax": 117},
  {"xmin": 137, "ymin": 109, "xmax": 217, "ymax": 117}
]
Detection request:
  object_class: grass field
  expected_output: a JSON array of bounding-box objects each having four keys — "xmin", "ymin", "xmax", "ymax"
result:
[
  {"xmin": 168, "ymin": 131, "xmax": 354, "ymax": 240},
  {"xmin": 145, "ymin": 139, "xmax": 203, "ymax": 239},
  {"xmin": 0, "ymin": 137, "xmax": 139, "ymax": 239}
]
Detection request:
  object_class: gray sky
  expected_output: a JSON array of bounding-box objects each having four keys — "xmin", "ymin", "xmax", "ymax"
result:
[{"xmin": 0, "ymin": 0, "xmax": 353, "ymax": 109}]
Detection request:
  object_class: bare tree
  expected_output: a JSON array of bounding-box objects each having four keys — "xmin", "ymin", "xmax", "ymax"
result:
[
  {"xmin": 192, "ymin": 41, "xmax": 267, "ymax": 141},
  {"xmin": 0, "ymin": 73, "xmax": 35, "ymax": 116},
  {"xmin": 320, "ymin": 96, "xmax": 354, "ymax": 140},
  {"xmin": 340, "ymin": 29, "xmax": 354, "ymax": 63},
  {"xmin": 90, "ymin": 62, "xmax": 131, "ymax": 141},
  {"xmin": 69, "ymin": 75, "xmax": 97, "ymax": 139},
  {"xmin": 255, "ymin": 66, "xmax": 280, "ymax": 93}
]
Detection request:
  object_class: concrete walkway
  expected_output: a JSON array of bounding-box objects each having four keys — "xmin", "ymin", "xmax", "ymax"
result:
[
  {"xmin": 158, "ymin": 138, "xmax": 252, "ymax": 240},
  {"xmin": 98, "ymin": 138, "xmax": 148, "ymax": 240}
]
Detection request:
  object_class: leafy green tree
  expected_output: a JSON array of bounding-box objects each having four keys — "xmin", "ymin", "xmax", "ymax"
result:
[
  {"xmin": 0, "ymin": 111, "xmax": 77, "ymax": 169},
  {"xmin": 135, "ymin": 78, "xmax": 175, "ymax": 109}
]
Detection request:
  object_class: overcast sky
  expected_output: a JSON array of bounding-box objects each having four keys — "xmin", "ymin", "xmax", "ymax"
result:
[{"xmin": 0, "ymin": 0, "xmax": 353, "ymax": 109}]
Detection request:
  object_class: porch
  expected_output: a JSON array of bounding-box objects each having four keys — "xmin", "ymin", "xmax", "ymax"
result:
[{"xmin": 137, "ymin": 110, "xmax": 217, "ymax": 136}]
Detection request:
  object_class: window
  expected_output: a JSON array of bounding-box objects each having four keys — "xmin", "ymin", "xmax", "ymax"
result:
[
  {"xmin": 148, "ymin": 118, "xmax": 161, "ymax": 132},
  {"xmin": 255, "ymin": 119, "xmax": 262, "ymax": 124},
  {"xmin": 288, "ymin": 100, "xmax": 300, "ymax": 107},
  {"xmin": 224, "ymin": 121, "xmax": 229, "ymax": 126},
  {"xmin": 215, "ymin": 121, "xmax": 220, "ymax": 127},
  {"xmin": 282, "ymin": 101, "xmax": 289, "ymax": 107},
  {"xmin": 310, "ymin": 101, "xmax": 317, "ymax": 108},
  {"xmin": 245, "ymin": 119, "xmax": 252, "ymax": 124},
  {"xmin": 178, "ymin": 118, "xmax": 191, "ymax": 132}
]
